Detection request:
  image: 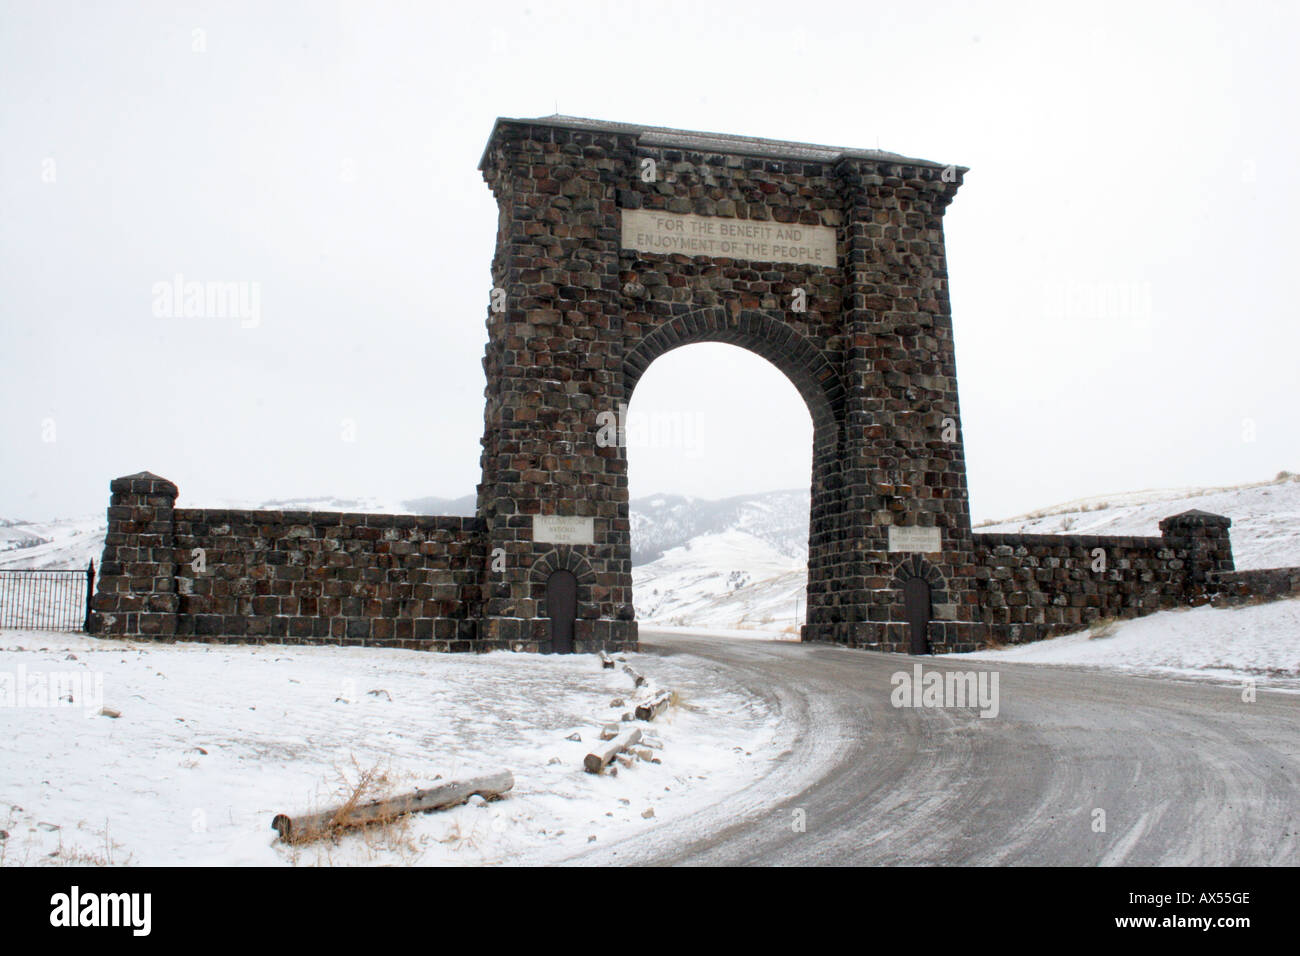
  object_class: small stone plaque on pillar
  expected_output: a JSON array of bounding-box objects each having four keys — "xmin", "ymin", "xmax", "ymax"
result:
[
  {"xmin": 888, "ymin": 525, "xmax": 942, "ymax": 553},
  {"xmin": 532, "ymin": 516, "xmax": 595, "ymax": 545}
]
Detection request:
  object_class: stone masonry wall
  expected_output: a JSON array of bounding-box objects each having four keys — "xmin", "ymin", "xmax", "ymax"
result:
[
  {"xmin": 93, "ymin": 472, "xmax": 488, "ymax": 649},
  {"xmin": 973, "ymin": 510, "xmax": 1238, "ymax": 645},
  {"xmin": 1208, "ymin": 567, "xmax": 1300, "ymax": 607}
]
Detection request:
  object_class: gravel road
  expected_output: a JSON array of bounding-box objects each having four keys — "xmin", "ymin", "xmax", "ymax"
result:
[{"xmin": 572, "ymin": 629, "xmax": 1300, "ymax": 865}]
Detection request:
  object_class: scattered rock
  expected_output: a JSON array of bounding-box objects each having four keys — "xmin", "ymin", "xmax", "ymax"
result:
[
  {"xmin": 99, "ymin": 707, "xmax": 121, "ymax": 719},
  {"xmin": 191, "ymin": 747, "xmax": 207, "ymax": 756},
  {"xmin": 467, "ymin": 794, "xmax": 488, "ymax": 807},
  {"xmin": 641, "ymin": 808, "xmax": 655, "ymax": 819},
  {"xmin": 615, "ymin": 754, "xmax": 634, "ymax": 769},
  {"xmin": 621, "ymin": 712, "xmax": 633, "ymax": 722},
  {"xmin": 587, "ymin": 835, "xmax": 597, "ymax": 843},
  {"xmin": 547, "ymin": 757, "xmax": 562, "ymax": 766},
  {"xmin": 609, "ymin": 698, "xmax": 624, "ymax": 708},
  {"xmin": 565, "ymin": 732, "xmax": 581, "ymax": 742},
  {"xmin": 366, "ymin": 689, "xmax": 392, "ymax": 700},
  {"xmin": 64, "ymin": 654, "xmax": 77, "ymax": 661},
  {"xmin": 599, "ymin": 724, "xmax": 620, "ymax": 741}
]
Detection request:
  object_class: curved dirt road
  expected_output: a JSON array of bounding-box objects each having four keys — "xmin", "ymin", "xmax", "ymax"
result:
[{"xmin": 573, "ymin": 629, "xmax": 1300, "ymax": 865}]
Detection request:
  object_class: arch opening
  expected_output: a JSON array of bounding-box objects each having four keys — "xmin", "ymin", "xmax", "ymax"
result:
[{"xmin": 625, "ymin": 334, "xmax": 834, "ymax": 638}]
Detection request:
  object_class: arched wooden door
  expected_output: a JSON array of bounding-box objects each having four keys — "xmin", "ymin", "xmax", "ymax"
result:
[
  {"xmin": 546, "ymin": 569, "xmax": 578, "ymax": 654},
  {"xmin": 903, "ymin": 576, "xmax": 932, "ymax": 655}
]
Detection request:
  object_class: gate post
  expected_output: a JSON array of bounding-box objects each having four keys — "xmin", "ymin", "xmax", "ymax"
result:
[
  {"xmin": 83, "ymin": 559, "xmax": 95, "ymax": 632},
  {"xmin": 93, "ymin": 471, "xmax": 179, "ymax": 639}
]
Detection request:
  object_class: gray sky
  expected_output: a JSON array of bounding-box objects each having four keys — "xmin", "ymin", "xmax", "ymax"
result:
[{"xmin": 2, "ymin": 0, "xmax": 1296, "ymax": 522}]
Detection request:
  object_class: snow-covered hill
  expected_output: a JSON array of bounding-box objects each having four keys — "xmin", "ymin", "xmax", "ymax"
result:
[
  {"xmin": 0, "ymin": 517, "xmax": 105, "ymax": 571},
  {"xmin": 629, "ymin": 490, "xmax": 808, "ymax": 565},
  {"xmin": 633, "ymin": 530, "xmax": 805, "ymax": 636},
  {"xmin": 975, "ymin": 472, "xmax": 1300, "ymax": 572}
]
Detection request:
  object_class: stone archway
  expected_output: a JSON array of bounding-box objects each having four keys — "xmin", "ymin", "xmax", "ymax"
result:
[{"xmin": 475, "ymin": 115, "xmax": 983, "ymax": 654}]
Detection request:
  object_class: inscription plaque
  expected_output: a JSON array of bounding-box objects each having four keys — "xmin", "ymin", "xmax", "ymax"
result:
[
  {"xmin": 888, "ymin": 526, "xmax": 943, "ymax": 553},
  {"xmin": 621, "ymin": 209, "xmax": 837, "ymax": 268},
  {"xmin": 533, "ymin": 515, "xmax": 595, "ymax": 545}
]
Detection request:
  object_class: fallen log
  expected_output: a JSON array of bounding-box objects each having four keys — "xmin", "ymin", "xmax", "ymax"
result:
[
  {"xmin": 272, "ymin": 771, "xmax": 514, "ymax": 844},
  {"xmin": 634, "ymin": 690, "xmax": 673, "ymax": 722},
  {"xmin": 599, "ymin": 650, "xmax": 616, "ymax": 669},
  {"xmin": 622, "ymin": 664, "xmax": 647, "ymax": 688},
  {"xmin": 584, "ymin": 727, "xmax": 642, "ymax": 774}
]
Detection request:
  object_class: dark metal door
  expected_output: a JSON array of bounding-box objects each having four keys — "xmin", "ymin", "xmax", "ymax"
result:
[
  {"xmin": 546, "ymin": 569, "xmax": 578, "ymax": 654},
  {"xmin": 903, "ymin": 577, "xmax": 932, "ymax": 655}
]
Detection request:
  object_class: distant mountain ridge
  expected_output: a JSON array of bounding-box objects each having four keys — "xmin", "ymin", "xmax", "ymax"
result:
[{"xmin": 629, "ymin": 489, "xmax": 809, "ymax": 564}]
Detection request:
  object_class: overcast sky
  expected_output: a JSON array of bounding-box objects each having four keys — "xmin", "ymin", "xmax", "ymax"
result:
[{"xmin": 2, "ymin": 0, "xmax": 1296, "ymax": 523}]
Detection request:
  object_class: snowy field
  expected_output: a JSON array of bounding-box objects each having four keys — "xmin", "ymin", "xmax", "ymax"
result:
[
  {"xmin": 0, "ymin": 631, "xmax": 776, "ymax": 866},
  {"xmin": 958, "ymin": 599, "xmax": 1300, "ymax": 688}
]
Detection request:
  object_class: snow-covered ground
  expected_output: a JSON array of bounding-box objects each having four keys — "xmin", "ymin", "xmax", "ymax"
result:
[
  {"xmin": 0, "ymin": 630, "xmax": 776, "ymax": 866},
  {"xmin": 958, "ymin": 599, "xmax": 1300, "ymax": 688},
  {"xmin": 976, "ymin": 473, "xmax": 1300, "ymax": 571}
]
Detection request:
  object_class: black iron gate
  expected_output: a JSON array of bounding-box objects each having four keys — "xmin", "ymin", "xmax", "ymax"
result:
[{"xmin": 0, "ymin": 560, "xmax": 95, "ymax": 632}]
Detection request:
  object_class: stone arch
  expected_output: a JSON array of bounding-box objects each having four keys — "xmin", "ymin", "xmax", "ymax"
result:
[
  {"xmin": 891, "ymin": 554, "xmax": 948, "ymax": 605},
  {"xmin": 621, "ymin": 305, "xmax": 844, "ymax": 433},
  {"xmin": 528, "ymin": 547, "xmax": 597, "ymax": 618}
]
